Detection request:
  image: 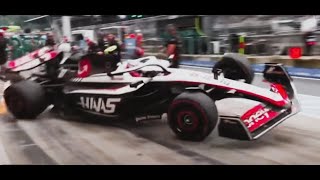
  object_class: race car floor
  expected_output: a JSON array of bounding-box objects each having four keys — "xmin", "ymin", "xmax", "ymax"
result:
[{"xmin": 0, "ymin": 68, "xmax": 320, "ymax": 164}]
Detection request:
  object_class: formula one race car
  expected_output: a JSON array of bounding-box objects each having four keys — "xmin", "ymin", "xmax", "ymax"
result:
[{"xmin": 1, "ymin": 50, "xmax": 300, "ymax": 141}]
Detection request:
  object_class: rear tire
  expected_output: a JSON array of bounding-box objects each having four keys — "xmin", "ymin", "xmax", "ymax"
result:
[
  {"xmin": 168, "ymin": 91, "xmax": 219, "ymax": 141},
  {"xmin": 212, "ymin": 53, "xmax": 254, "ymax": 84},
  {"xmin": 4, "ymin": 80, "xmax": 48, "ymax": 119}
]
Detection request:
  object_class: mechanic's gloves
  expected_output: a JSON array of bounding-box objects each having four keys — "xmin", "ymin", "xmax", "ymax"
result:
[{"xmin": 104, "ymin": 45, "xmax": 117, "ymax": 55}]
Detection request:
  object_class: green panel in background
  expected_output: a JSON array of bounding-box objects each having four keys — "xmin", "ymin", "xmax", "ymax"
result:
[
  {"xmin": 198, "ymin": 36, "xmax": 209, "ymax": 54},
  {"xmin": 179, "ymin": 28, "xmax": 206, "ymax": 54},
  {"xmin": 185, "ymin": 37, "xmax": 194, "ymax": 54},
  {"xmin": 6, "ymin": 34, "xmax": 42, "ymax": 60},
  {"xmin": 160, "ymin": 27, "xmax": 207, "ymax": 55},
  {"xmin": 182, "ymin": 38, "xmax": 189, "ymax": 54},
  {"xmin": 180, "ymin": 29, "xmax": 195, "ymax": 54},
  {"xmin": 21, "ymin": 35, "xmax": 40, "ymax": 52},
  {"xmin": 22, "ymin": 38, "xmax": 32, "ymax": 52},
  {"xmin": 194, "ymin": 36, "xmax": 199, "ymax": 54},
  {"xmin": 8, "ymin": 35, "xmax": 25, "ymax": 59}
]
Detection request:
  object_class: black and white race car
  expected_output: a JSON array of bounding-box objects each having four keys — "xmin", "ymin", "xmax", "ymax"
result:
[{"xmin": 1, "ymin": 50, "xmax": 300, "ymax": 141}]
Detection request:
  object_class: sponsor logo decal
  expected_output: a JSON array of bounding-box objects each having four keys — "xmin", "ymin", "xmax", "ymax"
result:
[
  {"xmin": 241, "ymin": 104, "xmax": 280, "ymax": 132},
  {"xmin": 243, "ymin": 108, "xmax": 270, "ymax": 129},
  {"xmin": 135, "ymin": 115, "xmax": 162, "ymax": 122},
  {"xmin": 78, "ymin": 97, "xmax": 121, "ymax": 114}
]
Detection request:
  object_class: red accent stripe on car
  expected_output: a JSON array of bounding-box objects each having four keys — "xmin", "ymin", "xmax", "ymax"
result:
[
  {"xmin": 173, "ymin": 81, "xmax": 288, "ymax": 107},
  {"xmin": 271, "ymin": 83, "xmax": 289, "ymax": 101}
]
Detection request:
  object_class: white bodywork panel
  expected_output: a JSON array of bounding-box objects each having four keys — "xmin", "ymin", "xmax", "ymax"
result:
[
  {"xmin": 68, "ymin": 56, "xmax": 284, "ymax": 105},
  {"xmin": 153, "ymin": 69, "xmax": 284, "ymax": 102}
]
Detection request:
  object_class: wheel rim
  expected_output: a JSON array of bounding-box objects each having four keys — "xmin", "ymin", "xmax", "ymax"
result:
[
  {"xmin": 177, "ymin": 111, "xmax": 199, "ymax": 132},
  {"xmin": 183, "ymin": 115, "xmax": 193, "ymax": 125}
]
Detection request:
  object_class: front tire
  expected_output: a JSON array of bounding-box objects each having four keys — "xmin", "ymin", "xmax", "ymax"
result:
[
  {"xmin": 4, "ymin": 80, "xmax": 48, "ymax": 119},
  {"xmin": 212, "ymin": 53, "xmax": 254, "ymax": 84},
  {"xmin": 168, "ymin": 91, "xmax": 219, "ymax": 141}
]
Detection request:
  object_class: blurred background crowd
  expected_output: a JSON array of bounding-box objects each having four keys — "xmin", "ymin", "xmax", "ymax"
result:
[{"xmin": 0, "ymin": 15, "xmax": 319, "ymax": 63}]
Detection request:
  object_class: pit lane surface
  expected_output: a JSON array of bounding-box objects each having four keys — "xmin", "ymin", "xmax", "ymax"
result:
[{"xmin": 0, "ymin": 67, "xmax": 320, "ymax": 164}]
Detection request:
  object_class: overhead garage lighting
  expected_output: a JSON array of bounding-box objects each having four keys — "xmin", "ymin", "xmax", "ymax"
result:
[
  {"xmin": 118, "ymin": 15, "xmax": 127, "ymax": 19},
  {"xmin": 24, "ymin": 15, "xmax": 49, "ymax": 23},
  {"xmin": 168, "ymin": 15, "xmax": 179, "ymax": 19}
]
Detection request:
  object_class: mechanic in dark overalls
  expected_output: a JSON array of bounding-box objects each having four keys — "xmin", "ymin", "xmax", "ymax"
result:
[
  {"xmin": 97, "ymin": 33, "xmax": 121, "ymax": 72},
  {"xmin": 45, "ymin": 33, "xmax": 56, "ymax": 46},
  {"xmin": 163, "ymin": 24, "xmax": 182, "ymax": 68},
  {"xmin": 0, "ymin": 30, "xmax": 8, "ymax": 65},
  {"xmin": 44, "ymin": 32, "xmax": 58, "ymax": 78},
  {"xmin": 78, "ymin": 33, "xmax": 122, "ymax": 77}
]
